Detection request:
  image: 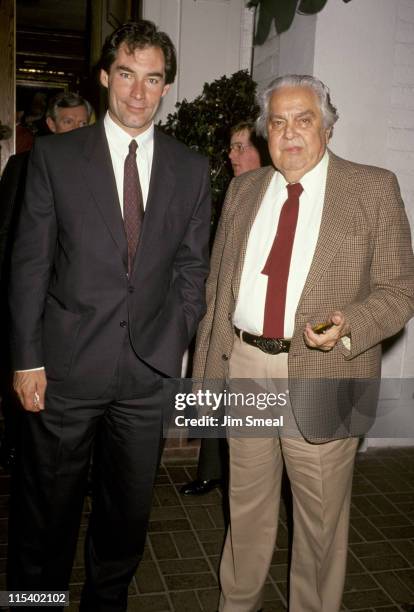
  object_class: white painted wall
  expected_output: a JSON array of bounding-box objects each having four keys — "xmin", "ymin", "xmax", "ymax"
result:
[
  {"xmin": 386, "ymin": 0, "xmax": 414, "ymax": 388},
  {"xmin": 142, "ymin": 0, "xmax": 253, "ymax": 122},
  {"xmin": 314, "ymin": 0, "xmax": 396, "ymax": 168},
  {"xmin": 315, "ymin": 0, "xmax": 414, "ymax": 447}
]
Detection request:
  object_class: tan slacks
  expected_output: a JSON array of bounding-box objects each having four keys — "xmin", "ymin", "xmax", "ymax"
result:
[{"xmin": 218, "ymin": 334, "xmax": 359, "ymax": 612}]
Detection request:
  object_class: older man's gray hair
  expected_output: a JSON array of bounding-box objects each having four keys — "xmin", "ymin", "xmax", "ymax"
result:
[
  {"xmin": 46, "ymin": 92, "xmax": 93, "ymax": 122},
  {"xmin": 256, "ymin": 74, "xmax": 339, "ymax": 138}
]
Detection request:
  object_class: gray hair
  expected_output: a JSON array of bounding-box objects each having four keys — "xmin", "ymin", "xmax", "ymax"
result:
[
  {"xmin": 256, "ymin": 74, "xmax": 339, "ymax": 138},
  {"xmin": 46, "ymin": 92, "xmax": 93, "ymax": 122}
]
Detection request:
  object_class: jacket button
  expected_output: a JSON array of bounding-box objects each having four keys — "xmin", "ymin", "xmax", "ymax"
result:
[
  {"xmin": 128, "ymin": 286, "xmax": 134, "ymax": 293},
  {"xmin": 222, "ymin": 354, "xmax": 229, "ymax": 361},
  {"xmin": 120, "ymin": 320, "xmax": 127, "ymax": 327}
]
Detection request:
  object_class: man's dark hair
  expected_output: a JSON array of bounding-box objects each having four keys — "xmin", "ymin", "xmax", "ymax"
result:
[
  {"xmin": 99, "ymin": 20, "xmax": 177, "ymax": 85},
  {"xmin": 231, "ymin": 120, "xmax": 272, "ymax": 167},
  {"xmin": 46, "ymin": 92, "xmax": 93, "ymax": 122}
]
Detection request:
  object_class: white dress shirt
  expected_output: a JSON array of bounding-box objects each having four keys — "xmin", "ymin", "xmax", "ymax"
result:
[
  {"xmin": 104, "ymin": 111, "xmax": 154, "ymax": 212},
  {"xmin": 233, "ymin": 151, "xmax": 329, "ymax": 338}
]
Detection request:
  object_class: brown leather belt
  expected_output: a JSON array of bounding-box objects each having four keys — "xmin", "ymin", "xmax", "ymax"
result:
[{"xmin": 234, "ymin": 326, "xmax": 291, "ymax": 355}]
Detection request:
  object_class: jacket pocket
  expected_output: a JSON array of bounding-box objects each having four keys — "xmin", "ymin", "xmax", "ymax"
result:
[{"xmin": 42, "ymin": 298, "xmax": 82, "ymax": 381}]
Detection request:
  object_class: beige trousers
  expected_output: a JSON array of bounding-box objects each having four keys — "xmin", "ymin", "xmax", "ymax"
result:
[{"xmin": 218, "ymin": 334, "xmax": 359, "ymax": 612}]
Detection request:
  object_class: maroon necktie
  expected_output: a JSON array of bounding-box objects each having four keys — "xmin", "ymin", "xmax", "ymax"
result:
[
  {"xmin": 123, "ymin": 139, "xmax": 144, "ymax": 275},
  {"xmin": 262, "ymin": 182, "xmax": 303, "ymax": 338}
]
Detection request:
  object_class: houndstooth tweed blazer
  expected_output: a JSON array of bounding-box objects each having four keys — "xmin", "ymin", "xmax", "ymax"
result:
[{"xmin": 192, "ymin": 151, "xmax": 414, "ymax": 441}]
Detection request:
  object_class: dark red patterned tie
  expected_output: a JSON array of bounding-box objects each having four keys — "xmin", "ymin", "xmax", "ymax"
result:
[
  {"xmin": 123, "ymin": 139, "xmax": 144, "ymax": 275},
  {"xmin": 262, "ymin": 182, "xmax": 303, "ymax": 338}
]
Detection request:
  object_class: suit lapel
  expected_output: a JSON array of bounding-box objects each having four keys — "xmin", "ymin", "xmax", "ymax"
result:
[
  {"xmin": 132, "ymin": 128, "xmax": 175, "ymax": 267},
  {"xmin": 232, "ymin": 167, "xmax": 275, "ymax": 300},
  {"xmin": 81, "ymin": 122, "xmax": 128, "ymax": 269},
  {"xmin": 299, "ymin": 151, "xmax": 361, "ymax": 300}
]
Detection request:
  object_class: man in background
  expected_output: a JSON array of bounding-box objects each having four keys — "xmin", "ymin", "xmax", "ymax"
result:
[
  {"xmin": 45, "ymin": 91, "xmax": 93, "ymax": 134},
  {"xmin": 1, "ymin": 91, "xmax": 92, "ymax": 268},
  {"xmin": 181, "ymin": 120, "xmax": 271, "ymax": 496}
]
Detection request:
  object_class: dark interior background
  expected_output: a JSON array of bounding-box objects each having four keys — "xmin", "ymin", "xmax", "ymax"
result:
[{"xmin": 16, "ymin": 0, "xmax": 141, "ymax": 119}]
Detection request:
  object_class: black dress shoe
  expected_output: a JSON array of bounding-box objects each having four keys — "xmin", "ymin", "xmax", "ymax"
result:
[{"xmin": 180, "ymin": 478, "xmax": 222, "ymax": 495}]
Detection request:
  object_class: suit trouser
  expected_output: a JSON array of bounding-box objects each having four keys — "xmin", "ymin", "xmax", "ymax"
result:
[
  {"xmin": 218, "ymin": 333, "xmax": 359, "ymax": 612},
  {"xmin": 197, "ymin": 437, "xmax": 227, "ymax": 481},
  {"xmin": 8, "ymin": 340, "xmax": 171, "ymax": 612}
]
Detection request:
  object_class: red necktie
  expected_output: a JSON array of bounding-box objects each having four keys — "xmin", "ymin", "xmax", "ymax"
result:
[
  {"xmin": 262, "ymin": 182, "xmax": 303, "ymax": 338},
  {"xmin": 123, "ymin": 139, "xmax": 144, "ymax": 275}
]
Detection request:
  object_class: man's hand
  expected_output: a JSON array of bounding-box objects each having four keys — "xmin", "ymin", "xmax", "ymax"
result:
[
  {"xmin": 13, "ymin": 369, "xmax": 47, "ymax": 412},
  {"xmin": 303, "ymin": 311, "xmax": 350, "ymax": 352}
]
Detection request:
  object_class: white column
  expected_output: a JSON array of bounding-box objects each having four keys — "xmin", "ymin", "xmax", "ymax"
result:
[
  {"xmin": 142, "ymin": 0, "xmax": 252, "ymax": 122},
  {"xmin": 314, "ymin": 0, "xmax": 414, "ymax": 447},
  {"xmin": 252, "ymin": 13, "xmax": 316, "ymax": 91},
  {"xmin": 313, "ymin": 0, "xmax": 396, "ymax": 168}
]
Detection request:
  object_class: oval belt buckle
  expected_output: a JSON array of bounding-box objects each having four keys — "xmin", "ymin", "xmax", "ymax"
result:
[
  {"xmin": 262, "ymin": 338, "xmax": 281, "ymax": 354},
  {"xmin": 272, "ymin": 338, "xmax": 283, "ymax": 354}
]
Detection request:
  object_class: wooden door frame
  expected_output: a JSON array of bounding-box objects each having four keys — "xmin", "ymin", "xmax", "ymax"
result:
[{"xmin": 0, "ymin": 0, "xmax": 15, "ymax": 173}]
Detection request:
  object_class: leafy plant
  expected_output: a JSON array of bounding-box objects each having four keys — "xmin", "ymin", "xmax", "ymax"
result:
[
  {"xmin": 248, "ymin": 0, "xmax": 352, "ymax": 43},
  {"xmin": 159, "ymin": 70, "xmax": 259, "ymax": 226}
]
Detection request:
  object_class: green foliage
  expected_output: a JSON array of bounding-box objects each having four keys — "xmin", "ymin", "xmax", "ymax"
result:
[{"xmin": 159, "ymin": 70, "xmax": 259, "ymax": 224}]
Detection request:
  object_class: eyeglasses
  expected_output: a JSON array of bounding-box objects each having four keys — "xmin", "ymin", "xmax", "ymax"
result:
[{"xmin": 228, "ymin": 143, "xmax": 253, "ymax": 154}]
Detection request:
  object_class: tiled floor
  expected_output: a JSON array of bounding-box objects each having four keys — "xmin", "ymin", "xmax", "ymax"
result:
[{"xmin": 0, "ymin": 446, "xmax": 413, "ymax": 611}]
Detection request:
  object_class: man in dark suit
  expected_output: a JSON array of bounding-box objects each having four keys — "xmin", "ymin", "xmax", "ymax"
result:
[{"xmin": 9, "ymin": 20, "xmax": 210, "ymax": 611}]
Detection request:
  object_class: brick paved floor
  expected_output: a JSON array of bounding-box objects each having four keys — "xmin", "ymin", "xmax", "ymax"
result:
[{"xmin": 0, "ymin": 446, "xmax": 413, "ymax": 611}]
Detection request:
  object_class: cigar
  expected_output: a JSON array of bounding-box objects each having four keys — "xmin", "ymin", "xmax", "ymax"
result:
[{"xmin": 312, "ymin": 322, "xmax": 333, "ymax": 334}]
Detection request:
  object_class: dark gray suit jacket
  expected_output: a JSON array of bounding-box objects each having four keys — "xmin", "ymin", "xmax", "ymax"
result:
[{"xmin": 9, "ymin": 122, "xmax": 211, "ymax": 398}]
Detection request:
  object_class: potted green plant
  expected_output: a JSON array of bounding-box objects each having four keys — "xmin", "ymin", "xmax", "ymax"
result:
[{"xmin": 159, "ymin": 70, "xmax": 260, "ymax": 228}]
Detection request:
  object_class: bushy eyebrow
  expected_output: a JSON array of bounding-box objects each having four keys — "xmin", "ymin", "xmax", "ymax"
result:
[
  {"xmin": 269, "ymin": 109, "xmax": 316, "ymax": 120},
  {"xmin": 115, "ymin": 65, "xmax": 134, "ymax": 73},
  {"xmin": 115, "ymin": 65, "xmax": 164, "ymax": 78},
  {"xmin": 296, "ymin": 110, "xmax": 316, "ymax": 118}
]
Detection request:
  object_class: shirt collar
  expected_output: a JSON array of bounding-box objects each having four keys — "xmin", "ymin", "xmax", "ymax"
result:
[
  {"xmin": 274, "ymin": 150, "xmax": 329, "ymax": 197},
  {"xmin": 104, "ymin": 111, "xmax": 154, "ymax": 155}
]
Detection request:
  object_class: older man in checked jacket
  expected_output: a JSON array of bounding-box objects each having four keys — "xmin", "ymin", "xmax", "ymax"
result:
[{"xmin": 192, "ymin": 74, "xmax": 414, "ymax": 612}]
